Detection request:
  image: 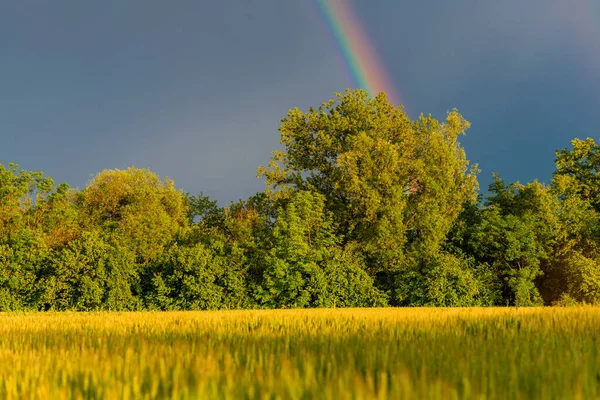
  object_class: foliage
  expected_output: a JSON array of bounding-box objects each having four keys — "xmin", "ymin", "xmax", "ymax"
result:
[
  {"xmin": 1, "ymin": 91, "xmax": 600, "ymax": 309},
  {"xmin": 258, "ymin": 90, "xmax": 478, "ymax": 273},
  {"xmin": 77, "ymin": 167, "xmax": 187, "ymax": 264},
  {"xmin": 395, "ymin": 253, "xmax": 499, "ymax": 307},
  {"xmin": 554, "ymin": 137, "xmax": 600, "ymax": 212},
  {"xmin": 256, "ymin": 191, "xmax": 386, "ymax": 308},
  {"xmin": 144, "ymin": 243, "xmax": 225, "ymax": 310},
  {"xmin": 36, "ymin": 230, "xmax": 139, "ymax": 311}
]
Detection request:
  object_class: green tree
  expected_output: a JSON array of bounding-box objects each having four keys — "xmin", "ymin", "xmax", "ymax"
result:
[
  {"xmin": 77, "ymin": 167, "xmax": 188, "ymax": 264},
  {"xmin": 144, "ymin": 242, "xmax": 225, "ymax": 310},
  {"xmin": 468, "ymin": 176, "xmax": 559, "ymax": 306},
  {"xmin": 257, "ymin": 190, "xmax": 386, "ymax": 308},
  {"xmin": 554, "ymin": 138, "xmax": 600, "ymax": 212},
  {"xmin": 548, "ymin": 138, "xmax": 600, "ymax": 303},
  {"xmin": 395, "ymin": 252, "xmax": 498, "ymax": 306},
  {"xmin": 36, "ymin": 230, "xmax": 139, "ymax": 311},
  {"xmin": 259, "ymin": 90, "xmax": 478, "ymax": 303},
  {"xmin": 0, "ymin": 163, "xmax": 71, "ymax": 310}
]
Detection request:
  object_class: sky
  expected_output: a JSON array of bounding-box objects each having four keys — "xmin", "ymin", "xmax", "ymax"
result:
[{"xmin": 1, "ymin": 0, "xmax": 599, "ymax": 204}]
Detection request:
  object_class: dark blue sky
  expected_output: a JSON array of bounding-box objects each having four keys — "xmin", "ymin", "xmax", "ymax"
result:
[{"xmin": 1, "ymin": 1, "xmax": 598, "ymax": 203}]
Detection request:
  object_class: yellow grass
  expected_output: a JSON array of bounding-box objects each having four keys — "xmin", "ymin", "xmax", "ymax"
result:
[{"xmin": 0, "ymin": 307, "xmax": 599, "ymax": 399}]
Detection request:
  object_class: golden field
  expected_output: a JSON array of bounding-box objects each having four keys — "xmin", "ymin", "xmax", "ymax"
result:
[{"xmin": 0, "ymin": 308, "xmax": 599, "ymax": 399}]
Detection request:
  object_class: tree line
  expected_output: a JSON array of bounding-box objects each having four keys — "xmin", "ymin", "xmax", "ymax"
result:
[{"xmin": 1, "ymin": 90, "xmax": 599, "ymax": 310}]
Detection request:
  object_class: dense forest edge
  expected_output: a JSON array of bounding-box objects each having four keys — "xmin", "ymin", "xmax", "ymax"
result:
[{"xmin": 1, "ymin": 90, "xmax": 599, "ymax": 310}]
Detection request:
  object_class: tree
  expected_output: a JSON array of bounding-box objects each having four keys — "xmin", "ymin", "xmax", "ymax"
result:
[
  {"xmin": 548, "ymin": 138, "xmax": 600, "ymax": 304},
  {"xmin": 467, "ymin": 176, "xmax": 559, "ymax": 306},
  {"xmin": 257, "ymin": 190, "xmax": 386, "ymax": 308},
  {"xmin": 258, "ymin": 90, "xmax": 478, "ymax": 302},
  {"xmin": 36, "ymin": 230, "xmax": 139, "ymax": 311},
  {"xmin": 395, "ymin": 252, "xmax": 498, "ymax": 306},
  {"xmin": 554, "ymin": 138, "xmax": 600, "ymax": 212},
  {"xmin": 0, "ymin": 163, "xmax": 74, "ymax": 310},
  {"xmin": 77, "ymin": 167, "xmax": 188, "ymax": 263}
]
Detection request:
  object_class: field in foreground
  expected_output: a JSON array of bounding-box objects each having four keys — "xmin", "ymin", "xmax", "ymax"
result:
[{"xmin": 0, "ymin": 308, "xmax": 599, "ymax": 399}]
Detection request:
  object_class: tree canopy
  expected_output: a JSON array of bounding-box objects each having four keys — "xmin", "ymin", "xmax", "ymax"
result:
[{"xmin": 1, "ymin": 90, "xmax": 599, "ymax": 310}]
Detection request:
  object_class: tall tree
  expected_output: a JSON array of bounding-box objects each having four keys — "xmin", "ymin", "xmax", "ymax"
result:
[
  {"xmin": 258, "ymin": 90, "xmax": 478, "ymax": 302},
  {"xmin": 468, "ymin": 176, "xmax": 559, "ymax": 306},
  {"xmin": 549, "ymin": 138, "xmax": 600, "ymax": 304}
]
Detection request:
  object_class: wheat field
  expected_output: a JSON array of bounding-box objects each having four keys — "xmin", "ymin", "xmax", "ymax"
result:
[{"xmin": 0, "ymin": 308, "xmax": 599, "ymax": 399}]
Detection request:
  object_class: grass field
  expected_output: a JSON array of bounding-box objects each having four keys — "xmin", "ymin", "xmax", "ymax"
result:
[{"xmin": 0, "ymin": 308, "xmax": 599, "ymax": 399}]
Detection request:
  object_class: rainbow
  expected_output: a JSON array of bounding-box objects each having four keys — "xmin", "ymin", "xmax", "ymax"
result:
[{"xmin": 314, "ymin": 0, "xmax": 401, "ymax": 106}]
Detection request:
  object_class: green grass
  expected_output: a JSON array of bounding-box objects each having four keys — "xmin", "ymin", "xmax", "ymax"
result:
[{"xmin": 0, "ymin": 308, "xmax": 599, "ymax": 399}]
